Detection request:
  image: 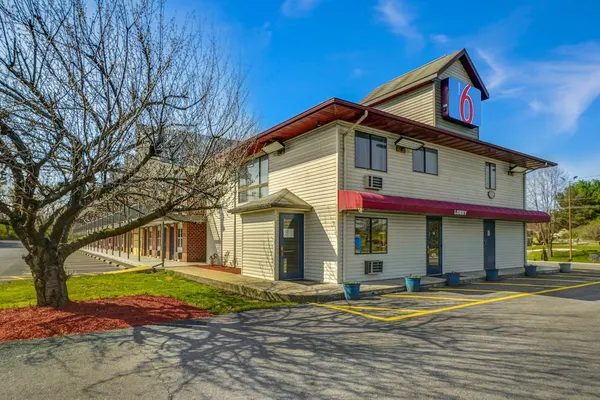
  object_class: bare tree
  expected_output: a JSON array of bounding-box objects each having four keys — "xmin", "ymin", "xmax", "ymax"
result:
[
  {"xmin": 527, "ymin": 166, "xmax": 567, "ymax": 258},
  {"xmin": 0, "ymin": 0, "xmax": 255, "ymax": 306}
]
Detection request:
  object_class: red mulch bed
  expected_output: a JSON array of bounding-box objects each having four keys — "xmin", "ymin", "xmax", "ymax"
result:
[
  {"xmin": 0, "ymin": 295, "xmax": 211, "ymax": 343},
  {"xmin": 192, "ymin": 265, "xmax": 241, "ymax": 275}
]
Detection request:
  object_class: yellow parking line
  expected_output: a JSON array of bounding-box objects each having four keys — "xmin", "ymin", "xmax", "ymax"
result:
[
  {"xmin": 382, "ymin": 294, "xmax": 480, "ymax": 302},
  {"xmin": 10, "ymin": 276, "xmax": 25, "ymax": 280},
  {"xmin": 339, "ymin": 305, "xmax": 423, "ymax": 312},
  {"xmin": 513, "ymin": 277, "xmax": 589, "ymax": 283},
  {"xmin": 382, "ymin": 280, "xmax": 600, "ymax": 322},
  {"xmin": 471, "ymin": 282, "xmax": 564, "ymax": 287},
  {"xmin": 311, "ymin": 303, "xmax": 389, "ymax": 321},
  {"xmin": 429, "ymin": 288, "xmax": 518, "ymax": 293}
]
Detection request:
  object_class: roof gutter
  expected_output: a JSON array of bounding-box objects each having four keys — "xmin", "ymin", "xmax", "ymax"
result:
[{"xmin": 341, "ymin": 110, "xmax": 368, "ymax": 284}]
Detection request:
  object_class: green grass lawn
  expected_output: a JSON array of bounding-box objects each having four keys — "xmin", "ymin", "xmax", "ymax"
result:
[
  {"xmin": 527, "ymin": 244, "xmax": 600, "ymax": 263},
  {"xmin": 0, "ymin": 271, "xmax": 293, "ymax": 313}
]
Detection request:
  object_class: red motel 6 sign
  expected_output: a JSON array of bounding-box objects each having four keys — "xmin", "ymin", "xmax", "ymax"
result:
[{"xmin": 441, "ymin": 77, "xmax": 481, "ymax": 128}]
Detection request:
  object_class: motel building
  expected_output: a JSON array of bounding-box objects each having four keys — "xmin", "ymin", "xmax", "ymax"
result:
[{"xmin": 85, "ymin": 49, "xmax": 554, "ymax": 283}]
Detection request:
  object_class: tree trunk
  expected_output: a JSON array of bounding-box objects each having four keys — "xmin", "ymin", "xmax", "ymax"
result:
[{"xmin": 26, "ymin": 246, "xmax": 70, "ymax": 307}]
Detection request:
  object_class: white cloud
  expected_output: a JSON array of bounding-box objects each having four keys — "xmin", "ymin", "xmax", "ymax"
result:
[
  {"xmin": 476, "ymin": 42, "xmax": 600, "ymax": 134},
  {"xmin": 375, "ymin": 0, "xmax": 424, "ymax": 50},
  {"xmin": 430, "ymin": 33, "xmax": 449, "ymax": 44},
  {"xmin": 281, "ymin": 0, "xmax": 321, "ymax": 18}
]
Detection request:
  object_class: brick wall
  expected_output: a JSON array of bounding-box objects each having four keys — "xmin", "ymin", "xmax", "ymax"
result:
[{"xmin": 182, "ymin": 222, "xmax": 206, "ymax": 262}]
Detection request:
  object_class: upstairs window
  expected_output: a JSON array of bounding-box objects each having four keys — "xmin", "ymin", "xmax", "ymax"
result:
[
  {"xmin": 413, "ymin": 148, "xmax": 438, "ymax": 175},
  {"xmin": 239, "ymin": 155, "xmax": 269, "ymax": 203},
  {"xmin": 485, "ymin": 162, "xmax": 496, "ymax": 190},
  {"xmin": 355, "ymin": 132, "xmax": 387, "ymax": 172}
]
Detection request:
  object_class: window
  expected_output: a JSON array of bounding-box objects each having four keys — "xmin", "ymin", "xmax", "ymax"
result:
[
  {"xmin": 355, "ymin": 132, "xmax": 387, "ymax": 172},
  {"xmin": 486, "ymin": 162, "xmax": 496, "ymax": 189},
  {"xmin": 413, "ymin": 148, "xmax": 438, "ymax": 175},
  {"xmin": 354, "ymin": 217, "xmax": 388, "ymax": 254},
  {"xmin": 177, "ymin": 227, "xmax": 183, "ymax": 249},
  {"xmin": 148, "ymin": 230, "xmax": 153, "ymax": 249},
  {"xmin": 239, "ymin": 155, "xmax": 268, "ymax": 203}
]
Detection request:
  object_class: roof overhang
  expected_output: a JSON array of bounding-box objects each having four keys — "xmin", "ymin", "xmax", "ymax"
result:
[
  {"xmin": 339, "ymin": 190, "xmax": 550, "ymax": 223},
  {"xmin": 249, "ymin": 98, "xmax": 556, "ymax": 171},
  {"xmin": 229, "ymin": 189, "xmax": 312, "ymax": 214}
]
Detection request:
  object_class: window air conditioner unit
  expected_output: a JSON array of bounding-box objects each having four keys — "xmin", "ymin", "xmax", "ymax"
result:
[
  {"xmin": 365, "ymin": 260, "xmax": 384, "ymax": 274},
  {"xmin": 148, "ymin": 245, "xmax": 152, "ymax": 250},
  {"xmin": 364, "ymin": 175, "xmax": 383, "ymax": 190},
  {"xmin": 177, "ymin": 247, "xmax": 183, "ymax": 253}
]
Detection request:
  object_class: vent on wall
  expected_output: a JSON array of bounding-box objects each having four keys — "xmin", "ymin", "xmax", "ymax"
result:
[
  {"xmin": 365, "ymin": 260, "xmax": 384, "ymax": 274},
  {"xmin": 364, "ymin": 175, "xmax": 383, "ymax": 190}
]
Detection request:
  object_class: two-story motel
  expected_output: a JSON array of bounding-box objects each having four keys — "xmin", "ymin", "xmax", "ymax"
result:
[{"xmin": 87, "ymin": 49, "xmax": 554, "ymax": 283}]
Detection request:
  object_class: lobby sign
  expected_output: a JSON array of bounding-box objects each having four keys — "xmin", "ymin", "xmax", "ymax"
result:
[{"xmin": 442, "ymin": 77, "xmax": 481, "ymax": 128}]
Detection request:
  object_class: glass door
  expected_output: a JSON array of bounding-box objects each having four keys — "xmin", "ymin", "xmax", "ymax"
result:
[
  {"xmin": 279, "ymin": 214, "xmax": 304, "ymax": 280},
  {"xmin": 426, "ymin": 217, "xmax": 443, "ymax": 275}
]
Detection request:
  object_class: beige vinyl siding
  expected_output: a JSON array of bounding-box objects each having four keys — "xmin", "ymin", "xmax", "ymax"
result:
[
  {"xmin": 269, "ymin": 124, "xmax": 339, "ymax": 283},
  {"xmin": 206, "ymin": 210, "xmax": 222, "ymax": 263},
  {"xmin": 217, "ymin": 189, "xmax": 242, "ymax": 267},
  {"xmin": 241, "ymin": 212, "xmax": 276, "ymax": 279},
  {"xmin": 375, "ymin": 83, "xmax": 435, "ymax": 125},
  {"xmin": 435, "ymin": 61, "xmax": 480, "ymax": 139},
  {"xmin": 343, "ymin": 124, "xmax": 525, "ymax": 209},
  {"xmin": 344, "ymin": 212, "xmax": 426, "ymax": 281},
  {"xmin": 442, "ymin": 217, "xmax": 483, "ymax": 273},
  {"xmin": 496, "ymin": 221, "xmax": 525, "ymax": 269}
]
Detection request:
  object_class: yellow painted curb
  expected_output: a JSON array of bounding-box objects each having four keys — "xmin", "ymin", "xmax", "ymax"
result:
[{"xmin": 103, "ymin": 266, "xmax": 152, "ymax": 274}]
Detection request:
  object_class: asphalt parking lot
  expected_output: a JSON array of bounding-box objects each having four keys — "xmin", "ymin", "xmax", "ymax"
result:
[
  {"xmin": 314, "ymin": 268, "xmax": 600, "ymax": 322},
  {"xmin": 0, "ymin": 240, "xmax": 119, "ymax": 282},
  {"xmin": 1, "ymin": 268, "xmax": 600, "ymax": 399}
]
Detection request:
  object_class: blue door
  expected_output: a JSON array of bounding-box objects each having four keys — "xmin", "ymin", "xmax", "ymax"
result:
[
  {"xmin": 426, "ymin": 217, "xmax": 443, "ymax": 275},
  {"xmin": 484, "ymin": 220, "xmax": 496, "ymax": 270},
  {"xmin": 279, "ymin": 214, "xmax": 304, "ymax": 280}
]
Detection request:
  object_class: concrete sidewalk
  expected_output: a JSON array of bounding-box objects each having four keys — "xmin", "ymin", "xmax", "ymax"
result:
[
  {"xmin": 171, "ymin": 264, "xmax": 561, "ymax": 303},
  {"xmin": 80, "ymin": 248, "xmax": 202, "ymax": 269},
  {"xmin": 79, "ymin": 248, "xmax": 564, "ymax": 303}
]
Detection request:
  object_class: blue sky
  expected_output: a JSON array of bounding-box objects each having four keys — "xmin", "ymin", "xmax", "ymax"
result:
[{"xmin": 170, "ymin": 0, "xmax": 600, "ymax": 180}]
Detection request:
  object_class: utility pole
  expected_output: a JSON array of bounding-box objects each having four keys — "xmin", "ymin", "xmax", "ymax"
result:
[{"xmin": 568, "ymin": 175, "xmax": 578, "ymax": 262}]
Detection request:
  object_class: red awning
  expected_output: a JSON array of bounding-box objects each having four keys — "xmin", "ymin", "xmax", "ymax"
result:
[{"xmin": 339, "ymin": 190, "xmax": 550, "ymax": 223}]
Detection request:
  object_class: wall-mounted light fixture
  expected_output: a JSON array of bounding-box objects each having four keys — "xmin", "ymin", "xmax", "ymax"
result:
[
  {"xmin": 262, "ymin": 140, "xmax": 285, "ymax": 155},
  {"xmin": 394, "ymin": 136, "xmax": 424, "ymax": 151},
  {"xmin": 508, "ymin": 165, "xmax": 527, "ymax": 175}
]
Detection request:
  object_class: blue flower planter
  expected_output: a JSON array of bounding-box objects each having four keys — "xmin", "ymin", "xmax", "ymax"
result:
[
  {"xmin": 446, "ymin": 273, "xmax": 461, "ymax": 287},
  {"xmin": 486, "ymin": 269, "xmax": 499, "ymax": 281},
  {"xmin": 343, "ymin": 283, "xmax": 361, "ymax": 300},
  {"xmin": 524, "ymin": 265, "xmax": 537, "ymax": 277},
  {"xmin": 405, "ymin": 277, "xmax": 421, "ymax": 292}
]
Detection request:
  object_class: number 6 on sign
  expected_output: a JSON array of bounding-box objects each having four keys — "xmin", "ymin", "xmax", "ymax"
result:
[{"xmin": 442, "ymin": 77, "xmax": 481, "ymax": 128}]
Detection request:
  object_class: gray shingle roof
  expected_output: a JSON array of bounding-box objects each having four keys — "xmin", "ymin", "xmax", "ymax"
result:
[
  {"xmin": 229, "ymin": 189, "xmax": 312, "ymax": 214},
  {"xmin": 360, "ymin": 50, "xmax": 463, "ymax": 105}
]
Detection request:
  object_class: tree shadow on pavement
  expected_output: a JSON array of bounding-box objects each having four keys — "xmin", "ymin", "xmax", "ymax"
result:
[{"xmin": 4, "ymin": 296, "xmax": 600, "ymax": 400}]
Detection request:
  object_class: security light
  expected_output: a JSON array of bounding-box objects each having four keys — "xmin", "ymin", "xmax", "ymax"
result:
[
  {"xmin": 262, "ymin": 141, "xmax": 285, "ymax": 154},
  {"xmin": 509, "ymin": 165, "xmax": 527, "ymax": 174},
  {"xmin": 394, "ymin": 136, "xmax": 424, "ymax": 151}
]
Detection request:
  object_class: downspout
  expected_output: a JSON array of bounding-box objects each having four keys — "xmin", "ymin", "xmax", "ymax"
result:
[{"xmin": 340, "ymin": 110, "xmax": 369, "ymax": 283}]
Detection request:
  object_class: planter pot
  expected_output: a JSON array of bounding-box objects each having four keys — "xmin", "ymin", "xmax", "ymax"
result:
[
  {"xmin": 559, "ymin": 263, "xmax": 572, "ymax": 273},
  {"xmin": 446, "ymin": 272, "xmax": 461, "ymax": 287},
  {"xmin": 485, "ymin": 269, "xmax": 499, "ymax": 281},
  {"xmin": 343, "ymin": 283, "xmax": 361, "ymax": 301},
  {"xmin": 524, "ymin": 265, "xmax": 537, "ymax": 277},
  {"xmin": 405, "ymin": 277, "xmax": 421, "ymax": 292}
]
